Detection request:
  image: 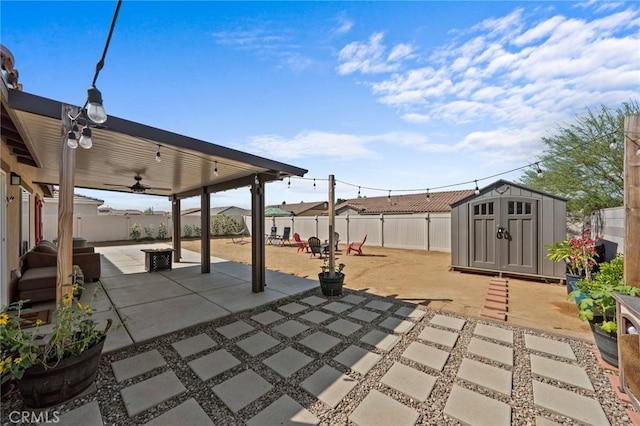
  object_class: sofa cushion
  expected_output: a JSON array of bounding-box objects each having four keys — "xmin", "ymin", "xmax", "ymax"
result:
[
  {"xmin": 34, "ymin": 241, "xmax": 57, "ymax": 254},
  {"xmin": 18, "ymin": 266, "xmax": 57, "ymax": 292}
]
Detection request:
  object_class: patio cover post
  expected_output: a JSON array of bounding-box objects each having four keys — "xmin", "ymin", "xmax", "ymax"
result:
[
  {"xmin": 172, "ymin": 196, "xmax": 181, "ymax": 261},
  {"xmin": 624, "ymin": 115, "xmax": 640, "ymax": 288},
  {"xmin": 201, "ymin": 187, "xmax": 211, "ymax": 273},
  {"xmin": 56, "ymin": 104, "xmax": 77, "ymax": 303},
  {"xmin": 251, "ymin": 177, "xmax": 265, "ymax": 292}
]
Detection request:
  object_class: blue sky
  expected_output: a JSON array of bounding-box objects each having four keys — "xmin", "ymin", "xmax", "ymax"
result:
[{"xmin": 2, "ymin": 1, "xmax": 639, "ymax": 211}]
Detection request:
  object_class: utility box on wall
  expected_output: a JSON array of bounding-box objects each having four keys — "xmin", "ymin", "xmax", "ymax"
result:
[{"xmin": 450, "ymin": 179, "xmax": 567, "ymax": 280}]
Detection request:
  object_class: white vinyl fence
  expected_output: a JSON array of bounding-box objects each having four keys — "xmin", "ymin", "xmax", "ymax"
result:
[
  {"xmin": 43, "ymin": 213, "xmax": 453, "ymax": 252},
  {"xmin": 591, "ymin": 206, "xmax": 625, "ymax": 254}
]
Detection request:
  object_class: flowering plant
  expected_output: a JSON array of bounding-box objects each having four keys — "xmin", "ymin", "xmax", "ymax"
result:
[
  {"xmin": 545, "ymin": 230, "xmax": 599, "ymax": 280},
  {"xmin": 0, "ymin": 268, "xmax": 108, "ymax": 382},
  {"xmin": 320, "ymin": 260, "xmax": 345, "ymax": 275}
]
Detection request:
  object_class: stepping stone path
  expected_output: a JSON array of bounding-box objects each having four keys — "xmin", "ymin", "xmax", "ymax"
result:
[{"xmin": 58, "ymin": 292, "xmax": 614, "ymax": 424}]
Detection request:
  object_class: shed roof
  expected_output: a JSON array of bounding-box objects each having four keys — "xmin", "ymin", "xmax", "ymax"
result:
[
  {"xmin": 336, "ymin": 190, "xmax": 474, "ymax": 214},
  {"xmin": 450, "ymin": 179, "xmax": 567, "ymax": 208}
]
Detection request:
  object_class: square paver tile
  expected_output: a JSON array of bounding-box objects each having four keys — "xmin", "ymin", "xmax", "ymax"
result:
[
  {"xmin": 348, "ymin": 309, "xmax": 380, "ymax": 323},
  {"xmin": 56, "ymin": 401, "xmax": 103, "ymax": 426},
  {"xmin": 430, "ymin": 314, "xmax": 466, "ymax": 331},
  {"xmin": 263, "ymin": 347, "xmax": 314, "ymax": 378},
  {"xmin": 322, "ymin": 302, "xmax": 351, "ymax": 314},
  {"xmin": 120, "ymin": 371, "xmax": 186, "ymax": 417},
  {"xmin": 299, "ymin": 331, "xmax": 342, "ymax": 354},
  {"xmin": 212, "ymin": 369, "xmax": 273, "ymax": 413},
  {"xmin": 444, "ymin": 385, "xmax": 511, "ymax": 426},
  {"xmin": 144, "ymin": 398, "xmax": 214, "ymax": 426},
  {"xmin": 474, "ymin": 323, "xmax": 514, "ymax": 345},
  {"xmin": 112, "ymin": 349, "xmax": 166, "ymax": 382},
  {"xmin": 379, "ymin": 317, "xmax": 416, "ymax": 335},
  {"xmin": 251, "ymin": 311, "xmax": 284, "ymax": 325},
  {"xmin": 300, "ymin": 310, "xmax": 334, "ymax": 324},
  {"xmin": 402, "ymin": 342, "xmax": 450, "ymax": 372},
  {"xmin": 532, "ymin": 381, "xmax": 609, "ymax": 425},
  {"xmin": 364, "ymin": 300, "xmax": 395, "ymax": 312},
  {"xmin": 188, "ymin": 349, "xmax": 241, "ymax": 381},
  {"xmin": 279, "ymin": 302, "xmax": 307, "ymax": 314},
  {"xmin": 394, "ymin": 306, "xmax": 427, "ymax": 320},
  {"xmin": 246, "ymin": 395, "xmax": 320, "ymax": 426},
  {"xmin": 334, "ymin": 345, "xmax": 382, "ymax": 375},
  {"xmin": 468, "ymin": 337, "xmax": 514, "ymax": 366},
  {"xmin": 215, "ymin": 320, "xmax": 255, "ymax": 339},
  {"xmin": 360, "ymin": 329, "xmax": 401, "ymax": 352},
  {"xmin": 349, "ymin": 389, "xmax": 419, "ymax": 426},
  {"xmin": 341, "ymin": 294, "xmax": 367, "ymax": 305},
  {"xmin": 272, "ymin": 320, "xmax": 309, "ymax": 338},
  {"xmin": 300, "ymin": 295, "xmax": 327, "ymax": 306},
  {"xmin": 325, "ymin": 319, "xmax": 362, "ymax": 336},
  {"xmin": 236, "ymin": 332, "xmax": 281, "ymax": 357},
  {"xmin": 530, "ymin": 354, "xmax": 593, "ymax": 391},
  {"xmin": 171, "ymin": 334, "xmax": 217, "ymax": 359},
  {"xmin": 457, "ymin": 358, "xmax": 512, "ymax": 396},
  {"xmin": 418, "ymin": 327, "xmax": 459, "ymax": 348},
  {"xmin": 301, "ymin": 365, "xmax": 357, "ymax": 408},
  {"xmin": 525, "ymin": 335, "xmax": 577, "ymax": 361},
  {"xmin": 381, "ymin": 362, "xmax": 437, "ymax": 402}
]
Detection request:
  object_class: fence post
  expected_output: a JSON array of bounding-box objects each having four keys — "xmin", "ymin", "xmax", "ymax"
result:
[
  {"xmin": 426, "ymin": 213, "xmax": 430, "ymax": 251},
  {"xmin": 380, "ymin": 214, "xmax": 384, "ymax": 247}
]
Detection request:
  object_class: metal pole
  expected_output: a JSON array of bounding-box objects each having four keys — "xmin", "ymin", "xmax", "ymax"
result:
[{"xmin": 329, "ymin": 174, "xmax": 335, "ymax": 277}]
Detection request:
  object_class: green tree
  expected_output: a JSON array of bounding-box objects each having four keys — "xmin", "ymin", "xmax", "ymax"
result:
[
  {"xmin": 521, "ymin": 101, "xmax": 638, "ymax": 222},
  {"xmin": 143, "ymin": 207, "xmax": 154, "ymax": 215}
]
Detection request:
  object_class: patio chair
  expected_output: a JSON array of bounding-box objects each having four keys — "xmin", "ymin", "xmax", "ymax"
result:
[
  {"xmin": 294, "ymin": 233, "xmax": 310, "ymax": 252},
  {"xmin": 347, "ymin": 234, "xmax": 367, "ymax": 255},
  {"xmin": 279, "ymin": 227, "xmax": 292, "ymax": 246},
  {"xmin": 308, "ymin": 236, "xmax": 325, "ymax": 258},
  {"xmin": 265, "ymin": 226, "xmax": 278, "ymax": 245}
]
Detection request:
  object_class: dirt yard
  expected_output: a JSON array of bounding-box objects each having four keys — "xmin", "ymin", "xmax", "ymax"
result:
[{"xmin": 182, "ymin": 237, "xmax": 593, "ymax": 341}]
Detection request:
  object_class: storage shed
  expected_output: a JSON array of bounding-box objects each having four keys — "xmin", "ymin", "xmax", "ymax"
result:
[{"xmin": 450, "ymin": 180, "xmax": 567, "ymax": 280}]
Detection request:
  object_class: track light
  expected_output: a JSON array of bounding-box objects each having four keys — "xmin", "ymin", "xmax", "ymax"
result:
[
  {"xmin": 474, "ymin": 180, "xmax": 480, "ymax": 195},
  {"xmin": 213, "ymin": 161, "xmax": 219, "ymax": 176},
  {"xmin": 155, "ymin": 145, "xmax": 162, "ymax": 163},
  {"xmin": 78, "ymin": 126, "xmax": 93, "ymax": 149}
]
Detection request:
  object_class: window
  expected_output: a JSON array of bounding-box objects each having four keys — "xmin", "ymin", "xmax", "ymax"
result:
[{"xmin": 474, "ymin": 202, "xmax": 494, "ymax": 216}]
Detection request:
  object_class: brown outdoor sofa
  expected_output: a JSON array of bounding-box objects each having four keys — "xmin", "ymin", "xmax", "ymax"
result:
[{"xmin": 16, "ymin": 240, "xmax": 101, "ymax": 304}]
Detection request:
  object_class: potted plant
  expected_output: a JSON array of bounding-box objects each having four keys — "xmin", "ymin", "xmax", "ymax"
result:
[
  {"xmin": 319, "ymin": 260, "xmax": 345, "ymax": 296},
  {"xmin": 569, "ymin": 255, "xmax": 640, "ymax": 367},
  {"xmin": 0, "ymin": 269, "xmax": 111, "ymax": 409},
  {"xmin": 545, "ymin": 230, "xmax": 599, "ymax": 295}
]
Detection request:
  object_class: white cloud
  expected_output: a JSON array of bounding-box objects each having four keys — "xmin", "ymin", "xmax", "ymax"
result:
[
  {"xmin": 337, "ymin": 32, "xmax": 415, "ymax": 75},
  {"xmin": 334, "ymin": 15, "xmax": 354, "ymax": 35}
]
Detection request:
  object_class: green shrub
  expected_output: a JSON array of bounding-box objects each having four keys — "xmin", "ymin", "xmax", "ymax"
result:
[
  {"xmin": 157, "ymin": 223, "xmax": 168, "ymax": 239},
  {"xmin": 130, "ymin": 222, "xmax": 141, "ymax": 240},
  {"xmin": 144, "ymin": 225, "xmax": 154, "ymax": 240},
  {"xmin": 183, "ymin": 225, "xmax": 193, "ymax": 238},
  {"xmin": 211, "ymin": 214, "xmax": 242, "ymax": 236}
]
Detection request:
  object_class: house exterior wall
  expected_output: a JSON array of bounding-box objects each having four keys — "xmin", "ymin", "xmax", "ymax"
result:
[{"xmin": 43, "ymin": 200, "xmax": 101, "ymax": 216}]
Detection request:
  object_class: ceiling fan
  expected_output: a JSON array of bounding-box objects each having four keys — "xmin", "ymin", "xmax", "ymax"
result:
[{"xmin": 104, "ymin": 175, "xmax": 170, "ymax": 194}]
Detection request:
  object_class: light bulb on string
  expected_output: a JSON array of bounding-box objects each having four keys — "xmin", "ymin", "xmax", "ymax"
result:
[
  {"xmin": 534, "ymin": 162, "xmax": 542, "ymax": 177},
  {"xmin": 287, "ymin": 177, "xmax": 291, "ymax": 190},
  {"xmin": 66, "ymin": 123, "xmax": 78, "ymax": 149},
  {"xmin": 155, "ymin": 145, "xmax": 162, "ymax": 163},
  {"xmin": 609, "ymin": 138, "xmax": 617, "ymax": 149},
  {"xmin": 387, "ymin": 190, "xmax": 391, "ymax": 204},
  {"xmin": 426, "ymin": 189, "xmax": 430, "ymax": 202},
  {"xmin": 213, "ymin": 161, "xmax": 218, "ymax": 176},
  {"xmin": 78, "ymin": 126, "xmax": 93, "ymax": 149},
  {"xmin": 313, "ymin": 178, "xmax": 316, "ymax": 189},
  {"xmin": 357, "ymin": 186, "xmax": 361, "ymax": 198},
  {"xmin": 474, "ymin": 180, "xmax": 480, "ymax": 195}
]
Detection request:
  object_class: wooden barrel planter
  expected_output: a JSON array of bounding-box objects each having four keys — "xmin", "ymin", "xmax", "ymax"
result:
[
  {"xmin": 319, "ymin": 273, "xmax": 344, "ymax": 296},
  {"xmin": 592, "ymin": 325, "xmax": 618, "ymax": 368}
]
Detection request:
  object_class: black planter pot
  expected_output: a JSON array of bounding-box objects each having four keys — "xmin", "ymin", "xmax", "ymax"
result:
[
  {"xmin": 592, "ymin": 325, "xmax": 618, "ymax": 367},
  {"xmin": 319, "ymin": 272, "xmax": 344, "ymax": 296},
  {"xmin": 18, "ymin": 336, "xmax": 107, "ymax": 409},
  {"xmin": 565, "ymin": 273, "xmax": 582, "ymax": 295}
]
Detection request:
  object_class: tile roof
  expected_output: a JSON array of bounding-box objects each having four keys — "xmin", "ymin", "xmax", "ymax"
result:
[
  {"xmin": 268, "ymin": 201, "xmax": 328, "ymax": 216},
  {"xmin": 336, "ymin": 190, "xmax": 474, "ymax": 214}
]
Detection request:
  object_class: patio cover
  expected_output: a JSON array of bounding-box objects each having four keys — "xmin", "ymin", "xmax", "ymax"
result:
[{"xmin": 2, "ymin": 86, "xmax": 308, "ymax": 293}]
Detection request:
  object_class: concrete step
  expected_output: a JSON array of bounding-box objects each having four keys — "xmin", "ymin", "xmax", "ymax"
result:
[
  {"xmin": 484, "ymin": 301, "xmax": 508, "ymax": 312},
  {"xmin": 486, "ymin": 293, "xmax": 508, "ymax": 304}
]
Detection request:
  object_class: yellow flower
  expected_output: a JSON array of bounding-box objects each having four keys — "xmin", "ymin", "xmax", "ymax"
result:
[
  {"xmin": 63, "ymin": 292, "xmax": 73, "ymax": 304},
  {"xmin": 4, "ymin": 357, "xmax": 12, "ymax": 365},
  {"xmin": 14, "ymin": 357, "xmax": 22, "ymax": 364},
  {"xmin": 0, "ymin": 362, "xmax": 5, "ymax": 374},
  {"xmin": 0, "ymin": 313, "xmax": 8, "ymax": 325},
  {"xmin": 77, "ymin": 302, "xmax": 83, "ymax": 310},
  {"xmin": 35, "ymin": 319, "xmax": 44, "ymax": 326},
  {"xmin": 84, "ymin": 306, "xmax": 92, "ymax": 314},
  {"xmin": 72, "ymin": 284, "xmax": 79, "ymax": 292}
]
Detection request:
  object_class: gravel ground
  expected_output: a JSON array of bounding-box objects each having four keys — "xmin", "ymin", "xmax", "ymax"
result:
[{"xmin": 1, "ymin": 287, "xmax": 636, "ymax": 425}]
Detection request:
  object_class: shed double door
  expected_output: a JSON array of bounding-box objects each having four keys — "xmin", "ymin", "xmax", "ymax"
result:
[{"xmin": 470, "ymin": 197, "xmax": 537, "ymax": 275}]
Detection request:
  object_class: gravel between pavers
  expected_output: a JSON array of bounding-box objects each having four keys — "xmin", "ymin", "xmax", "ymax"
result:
[{"xmin": 1, "ymin": 287, "xmax": 637, "ymax": 426}]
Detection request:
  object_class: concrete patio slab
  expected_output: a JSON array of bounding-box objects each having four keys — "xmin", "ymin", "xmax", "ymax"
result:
[
  {"xmin": 55, "ymin": 400, "xmax": 103, "ymax": 426},
  {"xmin": 394, "ymin": 306, "xmax": 427, "ymax": 320},
  {"xmin": 300, "ymin": 365, "xmax": 358, "ymax": 408},
  {"xmin": 262, "ymin": 347, "xmax": 314, "ymax": 378},
  {"xmin": 402, "ymin": 341, "xmax": 450, "ymax": 372},
  {"xmin": 171, "ymin": 333, "xmax": 218, "ymax": 359},
  {"xmin": 187, "ymin": 349, "xmax": 240, "ymax": 382},
  {"xmin": 444, "ymin": 385, "xmax": 511, "ymax": 426},
  {"xmin": 322, "ymin": 301, "xmax": 351, "ymax": 313},
  {"xmin": 457, "ymin": 358, "xmax": 512, "ymax": 396},
  {"xmin": 112, "ymin": 349, "xmax": 166, "ymax": 383},
  {"xmin": 250, "ymin": 310, "xmax": 284, "ymax": 325},
  {"xmin": 120, "ymin": 371, "xmax": 186, "ymax": 417},
  {"xmin": 333, "ymin": 345, "xmax": 382, "ymax": 375},
  {"xmin": 474, "ymin": 323, "xmax": 514, "ymax": 345},
  {"xmin": 101, "ymin": 271, "xmax": 168, "ymax": 290},
  {"xmin": 430, "ymin": 314, "xmax": 466, "ymax": 331},
  {"xmin": 381, "ymin": 362, "xmax": 437, "ymax": 402},
  {"xmin": 325, "ymin": 318, "xmax": 362, "ymax": 336},
  {"xmin": 299, "ymin": 331, "xmax": 342, "ymax": 354},
  {"xmin": 530, "ymin": 354, "xmax": 594, "ymax": 391},
  {"xmin": 198, "ymin": 285, "xmax": 286, "ymax": 313},
  {"xmin": 360, "ymin": 329, "xmax": 400, "ymax": 351},
  {"xmin": 212, "ymin": 369, "xmax": 273, "ymax": 413},
  {"xmin": 364, "ymin": 300, "xmax": 395, "ymax": 312},
  {"xmin": 178, "ymin": 274, "xmax": 245, "ymax": 293},
  {"xmin": 300, "ymin": 310, "xmax": 333, "ymax": 324},
  {"xmin": 272, "ymin": 320, "xmax": 309, "ymax": 338},
  {"xmin": 300, "ymin": 295, "xmax": 327, "ymax": 306},
  {"xmin": 92, "ymin": 308, "xmax": 134, "ymax": 353},
  {"xmin": 418, "ymin": 326, "xmax": 459, "ymax": 348},
  {"xmin": 265, "ymin": 275, "xmax": 318, "ymax": 295},
  {"xmin": 278, "ymin": 302, "xmax": 308, "ymax": 314},
  {"xmin": 532, "ymin": 380, "xmax": 610, "ymax": 425},
  {"xmin": 468, "ymin": 337, "xmax": 514, "ymax": 366},
  {"xmin": 106, "ymin": 280, "xmax": 191, "ymax": 308},
  {"xmin": 246, "ymin": 395, "xmax": 320, "ymax": 426},
  {"xmin": 143, "ymin": 398, "xmax": 213, "ymax": 426},
  {"xmin": 349, "ymin": 389, "xmax": 419, "ymax": 426},
  {"xmin": 535, "ymin": 416, "xmax": 563, "ymax": 426},
  {"xmin": 215, "ymin": 320, "xmax": 255, "ymax": 339},
  {"xmin": 525, "ymin": 335, "xmax": 577, "ymax": 361},
  {"xmin": 236, "ymin": 331, "xmax": 280, "ymax": 357},
  {"xmin": 348, "ymin": 308, "xmax": 380, "ymax": 323},
  {"xmin": 379, "ymin": 317, "xmax": 416, "ymax": 334},
  {"xmin": 340, "ymin": 294, "xmax": 367, "ymax": 305}
]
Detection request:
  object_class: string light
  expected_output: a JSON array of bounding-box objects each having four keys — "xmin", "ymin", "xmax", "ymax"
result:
[
  {"xmin": 426, "ymin": 189, "xmax": 430, "ymax": 202},
  {"xmin": 474, "ymin": 180, "xmax": 480, "ymax": 195},
  {"xmin": 357, "ymin": 186, "xmax": 361, "ymax": 198},
  {"xmin": 66, "ymin": 123, "xmax": 79, "ymax": 149},
  {"xmin": 534, "ymin": 162, "xmax": 542, "ymax": 177},
  {"xmin": 288, "ymin": 177, "xmax": 291, "ymax": 189},
  {"xmin": 78, "ymin": 126, "xmax": 93, "ymax": 149},
  {"xmin": 213, "ymin": 161, "xmax": 218, "ymax": 176},
  {"xmin": 609, "ymin": 138, "xmax": 617, "ymax": 149},
  {"xmin": 313, "ymin": 178, "xmax": 316, "ymax": 189},
  {"xmin": 155, "ymin": 145, "xmax": 162, "ymax": 163},
  {"xmin": 387, "ymin": 190, "xmax": 391, "ymax": 203}
]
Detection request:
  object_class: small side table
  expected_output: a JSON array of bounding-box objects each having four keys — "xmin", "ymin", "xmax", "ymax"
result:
[
  {"xmin": 613, "ymin": 293, "xmax": 640, "ymax": 413},
  {"xmin": 141, "ymin": 248, "xmax": 174, "ymax": 273}
]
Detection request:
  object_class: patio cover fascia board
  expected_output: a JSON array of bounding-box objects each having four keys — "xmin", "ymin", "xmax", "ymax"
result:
[{"xmin": 6, "ymin": 88, "xmax": 308, "ymax": 198}]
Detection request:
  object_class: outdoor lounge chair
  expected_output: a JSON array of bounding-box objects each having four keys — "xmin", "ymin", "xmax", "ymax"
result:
[
  {"xmin": 266, "ymin": 226, "xmax": 278, "ymax": 244},
  {"xmin": 308, "ymin": 236, "xmax": 325, "ymax": 258},
  {"xmin": 347, "ymin": 234, "xmax": 367, "ymax": 255},
  {"xmin": 279, "ymin": 227, "xmax": 292, "ymax": 246},
  {"xmin": 294, "ymin": 233, "xmax": 309, "ymax": 252}
]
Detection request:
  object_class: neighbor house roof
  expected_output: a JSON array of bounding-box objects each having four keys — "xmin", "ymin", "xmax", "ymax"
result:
[
  {"xmin": 47, "ymin": 189, "xmax": 104, "ymax": 206},
  {"xmin": 267, "ymin": 201, "xmax": 328, "ymax": 216},
  {"xmin": 181, "ymin": 206, "xmax": 250, "ymax": 216},
  {"xmin": 336, "ymin": 190, "xmax": 475, "ymax": 214}
]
